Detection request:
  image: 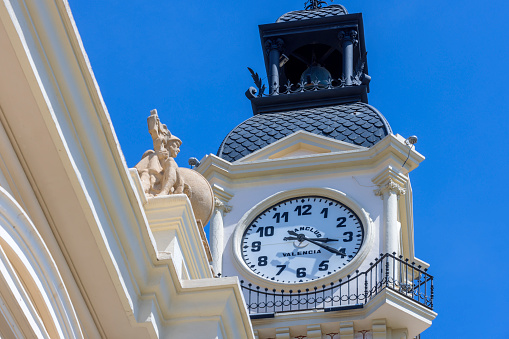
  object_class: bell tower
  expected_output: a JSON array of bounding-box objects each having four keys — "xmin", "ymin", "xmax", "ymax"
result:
[
  {"xmin": 198, "ymin": 1, "xmax": 436, "ymax": 338},
  {"xmin": 246, "ymin": 0, "xmax": 370, "ymax": 115}
]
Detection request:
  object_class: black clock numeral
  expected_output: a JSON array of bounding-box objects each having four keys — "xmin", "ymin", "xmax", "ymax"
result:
[
  {"xmin": 336, "ymin": 217, "xmax": 347, "ymax": 227},
  {"xmin": 296, "ymin": 267, "xmax": 307, "ymax": 278},
  {"xmin": 276, "ymin": 265, "xmax": 286, "ymax": 275},
  {"xmin": 294, "ymin": 205, "xmax": 312, "ymax": 216},
  {"xmin": 343, "ymin": 232, "xmax": 353, "ymax": 242},
  {"xmin": 256, "ymin": 226, "xmax": 274, "ymax": 237},
  {"xmin": 320, "ymin": 208, "xmax": 328, "ymax": 218},
  {"xmin": 273, "ymin": 212, "xmax": 289, "ymax": 223},
  {"xmin": 251, "ymin": 241, "xmax": 261, "ymax": 252},
  {"xmin": 258, "ymin": 256, "xmax": 268, "ymax": 266},
  {"xmin": 318, "ymin": 260, "xmax": 329, "ymax": 271}
]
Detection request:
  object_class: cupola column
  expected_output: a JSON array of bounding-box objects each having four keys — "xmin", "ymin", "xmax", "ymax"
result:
[
  {"xmin": 338, "ymin": 30, "xmax": 358, "ymax": 86},
  {"xmin": 373, "ymin": 167, "xmax": 407, "ymax": 257},
  {"xmin": 265, "ymin": 38, "xmax": 284, "ymax": 95},
  {"xmin": 210, "ymin": 185, "xmax": 233, "ymax": 275}
]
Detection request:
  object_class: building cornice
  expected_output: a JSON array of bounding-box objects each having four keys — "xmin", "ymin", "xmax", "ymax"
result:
[{"xmin": 198, "ymin": 134, "xmax": 424, "ymax": 185}]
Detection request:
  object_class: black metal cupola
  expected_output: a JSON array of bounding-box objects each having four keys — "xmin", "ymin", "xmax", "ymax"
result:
[
  {"xmin": 217, "ymin": 1, "xmax": 391, "ymax": 162},
  {"xmin": 246, "ymin": 1, "xmax": 370, "ymax": 115}
]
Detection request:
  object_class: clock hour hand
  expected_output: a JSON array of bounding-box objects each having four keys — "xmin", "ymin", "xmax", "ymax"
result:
[{"xmin": 286, "ymin": 230, "xmax": 346, "ymax": 257}]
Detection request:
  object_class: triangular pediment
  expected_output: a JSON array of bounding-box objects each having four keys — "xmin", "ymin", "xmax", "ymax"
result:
[{"xmin": 237, "ymin": 131, "xmax": 367, "ymax": 162}]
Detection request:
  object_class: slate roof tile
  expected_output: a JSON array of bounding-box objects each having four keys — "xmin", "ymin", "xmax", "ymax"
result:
[
  {"xmin": 276, "ymin": 5, "xmax": 348, "ymax": 23},
  {"xmin": 217, "ymin": 102, "xmax": 392, "ymax": 162}
]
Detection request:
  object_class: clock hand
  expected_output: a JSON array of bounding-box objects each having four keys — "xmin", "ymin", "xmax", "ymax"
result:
[
  {"xmin": 283, "ymin": 236, "xmax": 338, "ymax": 243},
  {"xmin": 286, "ymin": 230, "xmax": 346, "ymax": 257},
  {"xmin": 305, "ymin": 238, "xmax": 346, "ymax": 257}
]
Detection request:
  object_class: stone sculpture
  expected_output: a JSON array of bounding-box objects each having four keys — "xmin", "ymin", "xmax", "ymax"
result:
[
  {"xmin": 135, "ymin": 109, "xmax": 214, "ymax": 225},
  {"xmin": 136, "ymin": 109, "xmax": 190, "ymax": 198}
]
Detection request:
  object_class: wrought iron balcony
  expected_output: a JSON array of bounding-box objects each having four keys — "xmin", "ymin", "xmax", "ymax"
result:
[{"xmin": 240, "ymin": 253, "xmax": 433, "ymax": 317}]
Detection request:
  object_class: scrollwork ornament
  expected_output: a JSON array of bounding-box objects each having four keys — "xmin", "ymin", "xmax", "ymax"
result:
[
  {"xmin": 338, "ymin": 30, "xmax": 359, "ymax": 47},
  {"xmin": 214, "ymin": 197, "xmax": 232, "ymax": 214},
  {"xmin": 264, "ymin": 38, "xmax": 285, "ymax": 55},
  {"xmin": 374, "ymin": 178, "xmax": 406, "ymax": 197}
]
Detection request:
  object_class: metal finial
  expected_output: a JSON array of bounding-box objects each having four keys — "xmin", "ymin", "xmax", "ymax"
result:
[{"xmin": 304, "ymin": 0, "xmax": 331, "ymax": 10}]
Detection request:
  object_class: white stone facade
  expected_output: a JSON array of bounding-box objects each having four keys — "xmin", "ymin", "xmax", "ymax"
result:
[{"xmin": 0, "ymin": 0, "xmax": 254, "ymax": 337}]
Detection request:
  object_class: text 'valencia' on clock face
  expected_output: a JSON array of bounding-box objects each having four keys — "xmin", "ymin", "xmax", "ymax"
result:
[{"xmin": 241, "ymin": 196, "xmax": 364, "ymax": 284}]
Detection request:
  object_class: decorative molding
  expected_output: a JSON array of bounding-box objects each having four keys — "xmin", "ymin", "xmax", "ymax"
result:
[
  {"xmin": 197, "ymin": 134, "xmax": 425, "ymax": 184},
  {"xmin": 213, "ymin": 184, "xmax": 233, "ymax": 214},
  {"xmin": 264, "ymin": 38, "xmax": 285, "ymax": 55},
  {"xmin": 339, "ymin": 321, "xmax": 354, "ymax": 339},
  {"xmin": 374, "ymin": 178, "xmax": 406, "ymax": 197},
  {"xmin": 338, "ymin": 30, "xmax": 358, "ymax": 46},
  {"xmin": 372, "ymin": 319, "xmax": 387, "ymax": 339},
  {"xmin": 212, "ymin": 184, "xmax": 233, "ymax": 201},
  {"xmin": 144, "ymin": 194, "xmax": 212, "ymax": 279},
  {"xmin": 0, "ymin": 186, "xmax": 83, "ymax": 337},
  {"xmin": 214, "ymin": 196, "xmax": 232, "ymax": 214},
  {"xmin": 275, "ymin": 327, "xmax": 290, "ymax": 339},
  {"xmin": 372, "ymin": 166, "xmax": 408, "ymax": 197},
  {"xmin": 307, "ymin": 324, "xmax": 322, "ymax": 338},
  {"xmin": 237, "ymin": 130, "xmax": 366, "ymax": 163}
]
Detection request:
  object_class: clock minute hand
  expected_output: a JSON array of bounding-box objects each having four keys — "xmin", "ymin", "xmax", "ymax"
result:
[
  {"xmin": 305, "ymin": 238, "xmax": 346, "ymax": 257},
  {"xmin": 283, "ymin": 236, "xmax": 338, "ymax": 243},
  {"xmin": 309, "ymin": 237, "xmax": 338, "ymax": 243}
]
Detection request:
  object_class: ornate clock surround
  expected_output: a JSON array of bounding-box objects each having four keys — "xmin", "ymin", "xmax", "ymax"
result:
[{"xmin": 231, "ymin": 187, "xmax": 374, "ymax": 289}]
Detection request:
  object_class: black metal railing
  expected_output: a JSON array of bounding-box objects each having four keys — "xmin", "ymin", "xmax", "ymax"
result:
[{"xmin": 240, "ymin": 253, "xmax": 433, "ymax": 315}]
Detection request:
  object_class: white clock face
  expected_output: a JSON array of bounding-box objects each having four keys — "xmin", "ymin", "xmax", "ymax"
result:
[{"xmin": 241, "ymin": 196, "xmax": 364, "ymax": 284}]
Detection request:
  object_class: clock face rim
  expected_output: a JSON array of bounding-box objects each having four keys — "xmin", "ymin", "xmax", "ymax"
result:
[{"xmin": 232, "ymin": 187, "xmax": 374, "ymax": 289}]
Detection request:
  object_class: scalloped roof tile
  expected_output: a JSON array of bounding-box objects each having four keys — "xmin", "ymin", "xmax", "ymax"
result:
[
  {"xmin": 277, "ymin": 5, "xmax": 348, "ymax": 23},
  {"xmin": 217, "ymin": 103, "xmax": 392, "ymax": 162}
]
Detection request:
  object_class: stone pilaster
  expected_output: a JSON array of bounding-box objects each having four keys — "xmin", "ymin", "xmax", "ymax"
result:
[
  {"xmin": 210, "ymin": 185, "xmax": 233, "ymax": 275},
  {"xmin": 373, "ymin": 167, "xmax": 407, "ymax": 257}
]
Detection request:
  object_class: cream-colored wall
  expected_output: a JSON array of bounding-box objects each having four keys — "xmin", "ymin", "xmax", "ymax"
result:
[{"xmin": 0, "ymin": 0, "xmax": 255, "ymax": 337}]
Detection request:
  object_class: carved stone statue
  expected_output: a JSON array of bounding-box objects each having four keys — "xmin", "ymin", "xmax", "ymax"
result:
[
  {"xmin": 135, "ymin": 109, "xmax": 191, "ymax": 198},
  {"xmin": 135, "ymin": 109, "xmax": 214, "ymax": 225}
]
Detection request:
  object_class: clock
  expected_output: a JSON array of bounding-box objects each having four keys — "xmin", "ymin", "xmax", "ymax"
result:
[{"xmin": 233, "ymin": 189, "xmax": 370, "ymax": 285}]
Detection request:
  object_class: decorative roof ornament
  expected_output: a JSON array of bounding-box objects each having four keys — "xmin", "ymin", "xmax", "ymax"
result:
[{"xmin": 304, "ymin": 0, "xmax": 331, "ymax": 10}]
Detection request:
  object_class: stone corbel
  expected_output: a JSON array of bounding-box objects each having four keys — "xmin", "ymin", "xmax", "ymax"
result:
[
  {"xmin": 275, "ymin": 327, "xmax": 290, "ymax": 339},
  {"xmin": 339, "ymin": 321, "xmax": 354, "ymax": 339},
  {"xmin": 307, "ymin": 324, "xmax": 322, "ymax": 338},
  {"xmin": 372, "ymin": 319, "xmax": 387, "ymax": 339}
]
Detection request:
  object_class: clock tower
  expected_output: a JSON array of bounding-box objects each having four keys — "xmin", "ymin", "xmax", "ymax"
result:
[{"xmin": 197, "ymin": 2, "xmax": 436, "ymax": 338}]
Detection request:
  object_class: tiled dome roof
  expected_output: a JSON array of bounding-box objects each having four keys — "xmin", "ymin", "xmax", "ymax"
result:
[
  {"xmin": 276, "ymin": 5, "xmax": 348, "ymax": 23},
  {"xmin": 217, "ymin": 103, "xmax": 392, "ymax": 162}
]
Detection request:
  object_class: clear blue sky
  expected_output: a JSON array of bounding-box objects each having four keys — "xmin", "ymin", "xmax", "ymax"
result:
[{"xmin": 69, "ymin": 0, "xmax": 509, "ymax": 337}]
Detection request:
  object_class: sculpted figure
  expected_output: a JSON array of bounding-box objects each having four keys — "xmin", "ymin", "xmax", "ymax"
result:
[
  {"xmin": 136, "ymin": 109, "xmax": 191, "ymax": 198},
  {"xmin": 135, "ymin": 109, "xmax": 215, "ymax": 225}
]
